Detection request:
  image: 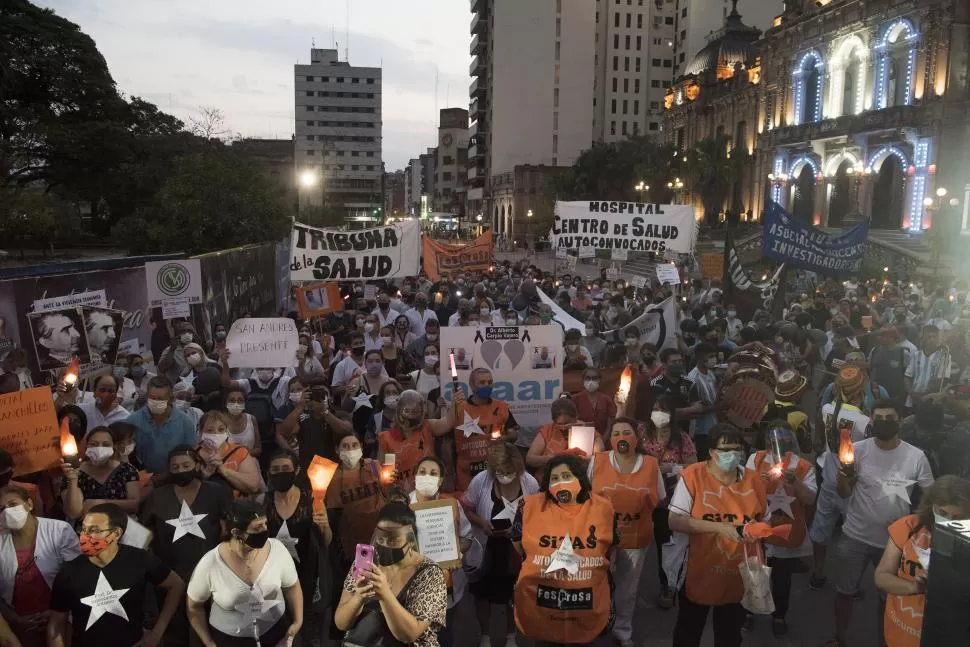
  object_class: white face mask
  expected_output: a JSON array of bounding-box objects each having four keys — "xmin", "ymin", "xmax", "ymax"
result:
[
  {"xmin": 179, "ymin": 333, "xmax": 193, "ymax": 345},
  {"xmin": 147, "ymin": 399, "xmax": 169, "ymax": 415},
  {"xmin": 505, "ymin": 318, "xmax": 518, "ymax": 326},
  {"xmin": 380, "ymin": 336, "xmax": 393, "ymax": 346},
  {"xmin": 185, "ymin": 353, "xmax": 202, "ymax": 366},
  {"xmin": 174, "ymin": 399, "xmax": 190, "ymax": 410},
  {"xmin": 848, "ymin": 337, "xmax": 860, "ymax": 349},
  {"xmin": 297, "ymin": 344, "xmax": 308, "ymax": 354},
  {"xmin": 202, "ymin": 433, "xmax": 228, "ymax": 448},
  {"xmin": 480, "ymin": 307, "xmax": 490, "ymax": 317},
  {"xmin": 727, "ymin": 311, "xmax": 737, "ymax": 318},
  {"xmin": 85, "ymin": 446, "xmax": 114, "ymax": 465},
  {"xmin": 289, "ymin": 391, "xmax": 304, "ymax": 404},
  {"xmin": 584, "ymin": 380, "xmax": 600, "ymax": 393},
  {"xmin": 340, "ymin": 448, "xmax": 363, "ymax": 468},
  {"xmin": 495, "ymin": 473, "xmax": 517, "ymax": 485},
  {"xmin": 1, "ymin": 504, "xmax": 29, "ymax": 531},
  {"xmin": 651, "ymin": 411, "xmax": 671, "ymax": 428},
  {"xmin": 425, "ymin": 355, "xmax": 438, "ymax": 367},
  {"xmin": 426, "ymin": 333, "xmax": 439, "ymax": 342},
  {"xmin": 226, "ymin": 403, "xmax": 245, "ymax": 416},
  {"xmin": 364, "ymin": 323, "xmax": 375, "ymax": 333},
  {"xmin": 415, "ymin": 474, "xmax": 441, "ymax": 497},
  {"xmin": 383, "ymin": 395, "xmax": 400, "ymax": 408}
]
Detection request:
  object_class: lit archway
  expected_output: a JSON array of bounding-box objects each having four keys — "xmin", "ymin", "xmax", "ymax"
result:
[
  {"xmin": 874, "ymin": 19, "xmax": 918, "ymax": 109},
  {"xmin": 828, "ymin": 160, "xmax": 854, "ymax": 227},
  {"xmin": 832, "ymin": 35, "xmax": 868, "ymax": 116},
  {"xmin": 825, "ymin": 151, "xmax": 864, "ymax": 178},
  {"xmin": 793, "ymin": 50, "xmax": 825, "ymax": 125},
  {"xmin": 871, "ymin": 155, "xmax": 906, "ymax": 230}
]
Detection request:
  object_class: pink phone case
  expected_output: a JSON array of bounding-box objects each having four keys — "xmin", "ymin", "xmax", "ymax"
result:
[{"xmin": 353, "ymin": 543, "xmax": 375, "ymax": 578}]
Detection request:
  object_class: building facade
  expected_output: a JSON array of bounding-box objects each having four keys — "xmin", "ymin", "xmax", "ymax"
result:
[
  {"xmin": 673, "ymin": 0, "xmax": 783, "ymax": 78},
  {"xmin": 434, "ymin": 108, "xmax": 470, "ymax": 214},
  {"xmin": 294, "ymin": 49, "xmax": 383, "ymax": 223},
  {"xmin": 665, "ymin": 0, "xmax": 970, "ymax": 234}
]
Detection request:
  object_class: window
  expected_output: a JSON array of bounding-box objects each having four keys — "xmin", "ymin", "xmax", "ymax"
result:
[
  {"xmin": 305, "ymin": 90, "xmax": 313, "ymax": 96},
  {"xmin": 336, "ymin": 92, "xmax": 345, "ymax": 97},
  {"xmin": 556, "ymin": 18, "xmax": 561, "ymax": 36},
  {"xmin": 636, "ymin": 57, "xmax": 641, "ymax": 72},
  {"xmin": 352, "ymin": 165, "xmax": 360, "ymax": 170},
  {"xmin": 638, "ymin": 14, "xmax": 643, "ymax": 28},
  {"xmin": 649, "ymin": 121, "xmax": 659, "ymax": 131},
  {"xmin": 553, "ymin": 111, "xmax": 559, "ymax": 130},
  {"xmin": 367, "ymin": 78, "xmax": 375, "ymax": 84},
  {"xmin": 650, "ymin": 100, "xmax": 659, "ymax": 109},
  {"xmin": 613, "ymin": 56, "xmax": 619, "ymax": 71},
  {"xmin": 368, "ymin": 93, "xmax": 375, "ymax": 98},
  {"xmin": 321, "ymin": 76, "xmax": 329, "ymax": 82},
  {"xmin": 555, "ymin": 63, "xmax": 560, "ymax": 83},
  {"xmin": 681, "ymin": 29, "xmax": 686, "ymax": 41},
  {"xmin": 367, "ymin": 151, "xmax": 375, "ymax": 157},
  {"xmin": 633, "ymin": 121, "xmax": 640, "ymax": 134},
  {"xmin": 337, "ymin": 150, "xmax": 345, "ymax": 156},
  {"xmin": 681, "ymin": 7, "xmax": 687, "ymax": 17},
  {"xmin": 336, "ymin": 77, "xmax": 344, "ymax": 82},
  {"xmin": 553, "ymin": 134, "xmax": 558, "ymax": 154},
  {"xmin": 305, "ymin": 76, "xmax": 314, "ymax": 82},
  {"xmin": 662, "ymin": 80, "xmax": 671, "ymax": 88},
  {"xmin": 307, "ymin": 120, "xmax": 315, "ymax": 126},
  {"xmin": 735, "ymin": 121, "xmax": 748, "ymax": 150},
  {"xmin": 633, "ymin": 100, "xmax": 639, "ymax": 115},
  {"xmin": 624, "ymin": 57, "xmax": 630, "ymax": 71},
  {"xmin": 555, "ymin": 41, "xmax": 560, "ymax": 60},
  {"xmin": 624, "ymin": 78, "xmax": 629, "ymax": 92},
  {"xmin": 306, "ymin": 134, "xmax": 314, "ymax": 140},
  {"xmin": 614, "ymin": 34, "xmax": 620, "ymax": 49},
  {"xmin": 626, "ymin": 13, "xmax": 631, "ymax": 27},
  {"xmin": 665, "ymin": 16, "xmax": 674, "ymax": 25},
  {"xmin": 679, "ymin": 52, "xmax": 686, "ymax": 63},
  {"xmin": 352, "ymin": 78, "xmax": 359, "ymax": 83},
  {"xmin": 654, "ymin": 17, "xmax": 662, "ymax": 28},
  {"xmin": 319, "ymin": 91, "xmax": 329, "ymax": 97},
  {"xmin": 611, "ymin": 99, "xmax": 617, "ymax": 114},
  {"xmin": 307, "ymin": 149, "xmax": 315, "ymax": 156},
  {"xmin": 652, "ymin": 58, "xmax": 661, "ymax": 67},
  {"xmin": 625, "ymin": 35, "xmax": 631, "ymax": 49},
  {"xmin": 651, "ymin": 80, "xmax": 660, "ymax": 88},
  {"xmin": 613, "ymin": 78, "xmax": 618, "ymax": 92},
  {"xmin": 636, "ymin": 36, "xmax": 642, "ymax": 50},
  {"xmin": 611, "ymin": 120, "xmax": 617, "ymax": 135},
  {"xmin": 306, "ymin": 106, "xmax": 315, "ymax": 111},
  {"xmin": 622, "ymin": 121, "xmax": 628, "ymax": 135},
  {"xmin": 615, "ymin": 12, "xmax": 619, "ymax": 27},
  {"xmin": 663, "ymin": 59, "xmax": 672, "ymax": 68},
  {"xmin": 635, "ymin": 79, "xmax": 641, "ymax": 93},
  {"xmin": 622, "ymin": 99, "xmax": 628, "ymax": 114},
  {"xmin": 443, "ymin": 172, "xmax": 453, "ymax": 181},
  {"xmin": 352, "ymin": 151, "xmax": 360, "ymax": 157}
]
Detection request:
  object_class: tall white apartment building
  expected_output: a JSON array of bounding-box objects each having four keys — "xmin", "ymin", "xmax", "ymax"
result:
[
  {"xmin": 673, "ymin": 0, "xmax": 782, "ymax": 78},
  {"xmin": 468, "ymin": 0, "xmax": 596, "ymax": 233},
  {"xmin": 594, "ymin": 0, "xmax": 678, "ymax": 141},
  {"xmin": 294, "ymin": 49, "xmax": 382, "ymax": 222}
]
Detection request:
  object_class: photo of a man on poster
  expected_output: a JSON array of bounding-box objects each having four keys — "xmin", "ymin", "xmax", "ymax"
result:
[
  {"xmin": 82, "ymin": 306, "xmax": 124, "ymax": 365},
  {"xmin": 26, "ymin": 308, "xmax": 91, "ymax": 371}
]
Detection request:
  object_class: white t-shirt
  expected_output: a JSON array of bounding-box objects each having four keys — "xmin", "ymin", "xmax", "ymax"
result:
[
  {"xmin": 841, "ymin": 439, "xmax": 934, "ymax": 548},
  {"xmin": 331, "ymin": 355, "xmax": 365, "ymax": 388},
  {"xmin": 410, "ymin": 369, "xmax": 441, "ymax": 399},
  {"xmin": 187, "ymin": 539, "xmax": 298, "ymax": 638}
]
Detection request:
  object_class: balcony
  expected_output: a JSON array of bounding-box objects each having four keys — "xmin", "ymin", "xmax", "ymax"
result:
[
  {"xmin": 470, "ymin": 33, "xmax": 484, "ymax": 57},
  {"xmin": 470, "ymin": 11, "xmax": 487, "ymax": 36},
  {"xmin": 468, "ymin": 142, "xmax": 485, "ymax": 161},
  {"xmin": 469, "ymin": 119, "xmax": 478, "ymax": 139},
  {"xmin": 764, "ymin": 105, "xmax": 929, "ymax": 147},
  {"xmin": 469, "ymin": 55, "xmax": 485, "ymax": 77},
  {"xmin": 470, "ymin": 0, "xmax": 483, "ymax": 13},
  {"xmin": 470, "ymin": 76, "xmax": 486, "ymax": 98}
]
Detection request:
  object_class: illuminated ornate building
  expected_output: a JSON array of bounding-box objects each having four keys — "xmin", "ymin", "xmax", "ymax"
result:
[{"xmin": 665, "ymin": 0, "xmax": 970, "ymax": 235}]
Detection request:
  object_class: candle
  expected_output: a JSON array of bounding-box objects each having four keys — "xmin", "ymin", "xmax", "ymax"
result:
[
  {"xmin": 435, "ymin": 291, "xmax": 443, "ymax": 304},
  {"xmin": 616, "ymin": 364, "xmax": 634, "ymax": 404},
  {"xmin": 449, "ymin": 353, "xmax": 458, "ymax": 382},
  {"xmin": 838, "ymin": 426, "xmax": 855, "ymax": 465},
  {"xmin": 63, "ymin": 357, "xmax": 80, "ymax": 386},
  {"xmin": 306, "ymin": 455, "xmax": 338, "ymax": 512},
  {"xmin": 491, "ymin": 426, "xmax": 502, "ymax": 440},
  {"xmin": 769, "ymin": 463, "xmax": 784, "ymax": 479},
  {"xmin": 59, "ymin": 417, "xmax": 79, "ymax": 467},
  {"xmin": 380, "ymin": 466, "xmax": 395, "ymax": 484}
]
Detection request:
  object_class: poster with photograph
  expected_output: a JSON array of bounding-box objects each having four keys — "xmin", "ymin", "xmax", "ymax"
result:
[
  {"xmin": 25, "ymin": 308, "xmax": 90, "ymax": 372},
  {"xmin": 296, "ymin": 283, "xmax": 344, "ymax": 319},
  {"xmin": 531, "ymin": 346, "xmax": 557, "ymax": 369},
  {"xmin": 81, "ymin": 307, "xmax": 125, "ymax": 366}
]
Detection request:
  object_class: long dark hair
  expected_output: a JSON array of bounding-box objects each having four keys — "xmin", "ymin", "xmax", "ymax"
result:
[
  {"xmin": 645, "ymin": 394, "xmax": 685, "ymax": 449},
  {"xmin": 540, "ymin": 455, "xmax": 593, "ymax": 504}
]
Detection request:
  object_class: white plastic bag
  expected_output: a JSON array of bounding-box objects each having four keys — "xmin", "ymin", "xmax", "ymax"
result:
[{"xmin": 740, "ymin": 542, "xmax": 775, "ymax": 615}]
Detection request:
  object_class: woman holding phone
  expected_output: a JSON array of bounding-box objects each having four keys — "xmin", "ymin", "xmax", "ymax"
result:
[{"xmin": 334, "ymin": 502, "xmax": 447, "ymax": 647}]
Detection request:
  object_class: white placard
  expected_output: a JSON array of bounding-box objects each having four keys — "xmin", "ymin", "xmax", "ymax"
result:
[
  {"xmin": 611, "ymin": 248, "xmax": 629, "ymax": 261},
  {"xmin": 363, "ymin": 285, "xmax": 377, "ymax": 300},
  {"xmin": 567, "ymin": 426, "xmax": 595, "ymax": 456},
  {"xmin": 564, "ymin": 255, "xmax": 578, "ymax": 270},
  {"xmin": 578, "ymin": 246, "xmax": 596, "ymax": 259},
  {"xmin": 412, "ymin": 500, "xmax": 461, "ymax": 568},
  {"xmin": 120, "ymin": 516, "xmax": 153, "ymax": 549},
  {"xmin": 553, "ymin": 201, "xmax": 697, "ymax": 254},
  {"xmin": 656, "ymin": 264, "xmax": 681, "ymax": 285},
  {"xmin": 32, "ymin": 290, "xmax": 107, "ymax": 313},
  {"xmin": 290, "ymin": 220, "xmax": 421, "ymax": 282},
  {"xmin": 145, "ymin": 259, "xmax": 203, "ymax": 307},
  {"xmin": 664, "ymin": 250, "xmax": 680, "ymax": 262},
  {"xmin": 605, "ymin": 267, "xmax": 619, "ymax": 281},
  {"xmin": 225, "ymin": 318, "xmax": 299, "ymax": 368},
  {"xmin": 555, "ymin": 247, "xmax": 568, "ymax": 259},
  {"xmin": 632, "ymin": 275, "xmax": 647, "ymax": 289},
  {"xmin": 161, "ymin": 297, "xmax": 191, "ymax": 319}
]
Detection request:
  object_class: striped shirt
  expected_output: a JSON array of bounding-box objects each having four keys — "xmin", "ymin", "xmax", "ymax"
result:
[{"xmin": 904, "ymin": 345, "xmax": 951, "ymax": 406}]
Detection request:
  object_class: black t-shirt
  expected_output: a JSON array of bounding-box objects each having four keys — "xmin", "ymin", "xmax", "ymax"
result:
[
  {"xmin": 50, "ymin": 545, "xmax": 170, "ymax": 647},
  {"xmin": 298, "ymin": 413, "xmax": 339, "ymax": 469},
  {"xmin": 140, "ymin": 481, "xmax": 231, "ymax": 580}
]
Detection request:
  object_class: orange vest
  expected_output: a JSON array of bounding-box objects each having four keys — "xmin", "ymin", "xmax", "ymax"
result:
[
  {"xmin": 535, "ymin": 423, "xmax": 570, "ymax": 482},
  {"xmin": 455, "ymin": 399, "xmax": 511, "ymax": 492},
  {"xmin": 751, "ymin": 450, "xmax": 813, "ymax": 549},
  {"xmin": 378, "ymin": 423, "xmax": 434, "ymax": 491},
  {"xmin": 326, "ymin": 459, "xmax": 384, "ymax": 560},
  {"xmin": 884, "ymin": 515, "xmax": 930, "ymax": 647},
  {"xmin": 514, "ymin": 492, "xmax": 614, "ymax": 644},
  {"xmin": 680, "ymin": 462, "xmax": 766, "ymax": 606},
  {"xmin": 590, "ymin": 451, "xmax": 660, "ymax": 549}
]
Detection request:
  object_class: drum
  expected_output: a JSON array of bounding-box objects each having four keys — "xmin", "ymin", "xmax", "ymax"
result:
[{"xmin": 721, "ymin": 377, "xmax": 775, "ymax": 429}]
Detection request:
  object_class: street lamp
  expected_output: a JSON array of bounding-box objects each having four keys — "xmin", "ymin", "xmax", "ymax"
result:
[
  {"xmin": 299, "ymin": 169, "xmax": 318, "ymax": 188},
  {"xmin": 635, "ymin": 181, "xmax": 650, "ymax": 200},
  {"xmin": 527, "ymin": 209, "xmax": 534, "ymax": 254}
]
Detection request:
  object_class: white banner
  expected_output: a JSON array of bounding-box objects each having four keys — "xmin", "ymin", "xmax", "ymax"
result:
[
  {"xmin": 226, "ymin": 318, "xmax": 299, "ymax": 369},
  {"xmin": 439, "ymin": 325, "xmax": 564, "ymax": 430},
  {"xmin": 289, "ymin": 220, "xmax": 421, "ymax": 282},
  {"xmin": 145, "ymin": 260, "xmax": 203, "ymax": 307},
  {"xmin": 552, "ymin": 201, "xmax": 697, "ymax": 254},
  {"xmin": 603, "ymin": 296, "xmax": 679, "ymax": 351},
  {"xmin": 32, "ymin": 290, "xmax": 107, "ymax": 313},
  {"xmin": 537, "ymin": 288, "xmax": 587, "ymax": 336}
]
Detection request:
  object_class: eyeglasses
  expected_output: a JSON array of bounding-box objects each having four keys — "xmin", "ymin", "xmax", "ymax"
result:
[{"xmin": 79, "ymin": 526, "xmax": 115, "ymax": 535}]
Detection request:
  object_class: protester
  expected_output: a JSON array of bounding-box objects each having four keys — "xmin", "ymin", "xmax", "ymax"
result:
[
  {"xmin": 156, "ymin": 322, "xmax": 203, "ymax": 383},
  {"xmin": 450, "ymin": 368, "xmax": 516, "ymax": 492},
  {"xmin": 187, "ymin": 500, "xmax": 303, "ymax": 647},
  {"xmin": 686, "ymin": 343, "xmax": 721, "ymax": 458},
  {"xmin": 47, "ymin": 503, "xmax": 185, "ymax": 647},
  {"xmin": 128, "ymin": 377, "xmax": 198, "ymax": 474},
  {"xmin": 526, "ymin": 398, "xmax": 604, "ymax": 480},
  {"xmin": 57, "ymin": 375, "xmax": 130, "ymax": 434},
  {"xmin": 277, "ymin": 384, "xmax": 352, "ymax": 469},
  {"xmin": 0, "ymin": 485, "xmax": 80, "ymax": 647},
  {"xmin": 571, "ymin": 366, "xmax": 617, "ymax": 437},
  {"xmin": 409, "ymin": 344, "xmax": 442, "ymax": 401},
  {"xmin": 197, "ymin": 411, "xmax": 262, "ymax": 497},
  {"xmin": 378, "ymin": 389, "xmax": 460, "ymax": 491},
  {"xmin": 172, "ymin": 381, "xmax": 204, "ymax": 432},
  {"xmin": 766, "ymin": 370, "xmax": 810, "ymax": 451},
  {"xmin": 223, "ymin": 385, "xmax": 260, "ymax": 455},
  {"xmin": 407, "ymin": 319, "xmax": 441, "ymax": 367},
  {"xmin": 326, "ymin": 430, "xmax": 385, "ymax": 569},
  {"xmin": 905, "ymin": 324, "xmax": 951, "ymax": 408},
  {"xmin": 295, "ymin": 332, "xmax": 328, "ymax": 384},
  {"xmin": 0, "ymin": 450, "xmax": 43, "ymax": 516},
  {"xmin": 405, "ymin": 291, "xmax": 439, "ymax": 338},
  {"xmin": 334, "ymin": 501, "xmax": 447, "ymax": 647},
  {"xmin": 589, "ymin": 418, "xmax": 663, "ymax": 647},
  {"xmin": 513, "ymin": 454, "xmax": 615, "ymax": 646},
  {"xmin": 60, "ymin": 426, "xmax": 140, "ymax": 519}
]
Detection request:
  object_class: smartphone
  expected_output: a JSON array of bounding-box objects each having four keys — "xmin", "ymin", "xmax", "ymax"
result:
[
  {"xmin": 309, "ymin": 386, "xmax": 328, "ymax": 403},
  {"xmin": 353, "ymin": 543, "xmax": 375, "ymax": 579}
]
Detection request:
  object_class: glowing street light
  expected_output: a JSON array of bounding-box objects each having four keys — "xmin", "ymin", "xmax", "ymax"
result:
[
  {"xmin": 299, "ymin": 169, "xmax": 319, "ymax": 188},
  {"xmin": 936, "ymin": 187, "xmax": 948, "ymax": 198}
]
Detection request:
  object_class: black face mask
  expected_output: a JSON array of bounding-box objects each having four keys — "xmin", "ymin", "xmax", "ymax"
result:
[
  {"xmin": 269, "ymin": 472, "xmax": 296, "ymax": 491},
  {"xmin": 244, "ymin": 530, "xmax": 270, "ymax": 549},
  {"xmin": 375, "ymin": 544, "xmax": 407, "ymax": 566},
  {"xmin": 872, "ymin": 420, "xmax": 900, "ymax": 440},
  {"xmin": 351, "ymin": 345, "xmax": 365, "ymax": 356},
  {"xmin": 169, "ymin": 470, "xmax": 197, "ymax": 487}
]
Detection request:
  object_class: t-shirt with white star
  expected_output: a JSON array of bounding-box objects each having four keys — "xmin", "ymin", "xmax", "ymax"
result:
[
  {"xmin": 50, "ymin": 545, "xmax": 171, "ymax": 647},
  {"xmin": 841, "ymin": 438, "xmax": 934, "ymax": 548}
]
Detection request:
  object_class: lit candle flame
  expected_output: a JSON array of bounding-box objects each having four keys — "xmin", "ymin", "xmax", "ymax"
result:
[
  {"xmin": 380, "ymin": 466, "xmax": 395, "ymax": 484},
  {"xmin": 307, "ymin": 456, "xmax": 338, "ymax": 512},
  {"xmin": 59, "ymin": 418, "xmax": 79, "ymax": 465},
  {"xmin": 838, "ymin": 427, "xmax": 855, "ymax": 465},
  {"xmin": 491, "ymin": 426, "xmax": 502, "ymax": 440},
  {"xmin": 449, "ymin": 353, "xmax": 458, "ymax": 380},
  {"xmin": 616, "ymin": 364, "xmax": 634, "ymax": 404},
  {"xmin": 63, "ymin": 357, "xmax": 80, "ymax": 386},
  {"xmin": 770, "ymin": 464, "xmax": 784, "ymax": 478}
]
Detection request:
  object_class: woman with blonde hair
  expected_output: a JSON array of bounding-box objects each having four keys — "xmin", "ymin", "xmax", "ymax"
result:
[{"xmin": 197, "ymin": 411, "xmax": 262, "ymax": 497}]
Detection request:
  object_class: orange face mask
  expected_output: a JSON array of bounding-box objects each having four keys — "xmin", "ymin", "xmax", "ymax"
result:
[
  {"xmin": 79, "ymin": 534, "xmax": 111, "ymax": 557},
  {"xmin": 549, "ymin": 479, "xmax": 582, "ymax": 505}
]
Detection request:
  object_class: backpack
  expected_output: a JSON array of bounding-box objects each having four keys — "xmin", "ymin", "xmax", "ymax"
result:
[{"xmin": 245, "ymin": 377, "xmax": 280, "ymax": 425}]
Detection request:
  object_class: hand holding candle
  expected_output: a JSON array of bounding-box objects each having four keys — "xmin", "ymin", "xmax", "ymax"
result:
[
  {"xmin": 838, "ymin": 425, "xmax": 855, "ymax": 466},
  {"xmin": 490, "ymin": 425, "xmax": 502, "ymax": 440},
  {"xmin": 616, "ymin": 364, "xmax": 634, "ymax": 404},
  {"xmin": 306, "ymin": 455, "xmax": 338, "ymax": 512},
  {"xmin": 59, "ymin": 417, "xmax": 80, "ymax": 467},
  {"xmin": 62, "ymin": 357, "xmax": 80, "ymax": 387}
]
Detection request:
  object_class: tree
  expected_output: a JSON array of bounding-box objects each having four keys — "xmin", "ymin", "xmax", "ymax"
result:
[
  {"xmin": 0, "ymin": 187, "xmax": 72, "ymax": 259},
  {"xmin": 683, "ymin": 135, "xmax": 749, "ymax": 225},
  {"xmin": 112, "ymin": 150, "xmax": 292, "ymax": 255},
  {"xmin": 187, "ymin": 106, "xmax": 234, "ymax": 142}
]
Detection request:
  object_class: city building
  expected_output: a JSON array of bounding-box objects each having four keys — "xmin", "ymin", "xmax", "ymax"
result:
[
  {"xmin": 469, "ymin": 0, "xmax": 596, "ymax": 238},
  {"xmin": 229, "ymin": 138, "xmax": 298, "ymax": 211},
  {"xmin": 294, "ymin": 48, "xmax": 382, "ymax": 223},
  {"xmin": 594, "ymin": 0, "xmax": 677, "ymax": 142},
  {"xmin": 383, "ymin": 169, "xmax": 406, "ymax": 218},
  {"xmin": 434, "ymin": 108, "xmax": 469, "ymax": 214},
  {"xmin": 404, "ymin": 157, "xmax": 423, "ymax": 216},
  {"xmin": 673, "ymin": 0, "xmax": 783, "ymax": 78},
  {"xmin": 664, "ymin": 0, "xmax": 970, "ymax": 239}
]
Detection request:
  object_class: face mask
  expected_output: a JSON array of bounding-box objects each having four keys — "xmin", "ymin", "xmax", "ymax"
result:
[
  {"xmin": 584, "ymin": 380, "xmax": 600, "ymax": 393},
  {"xmin": 480, "ymin": 307, "xmax": 491, "ymax": 317},
  {"xmin": 202, "ymin": 433, "xmax": 228, "ymax": 447},
  {"xmin": 169, "ymin": 470, "xmax": 197, "ymax": 487},
  {"xmin": 112, "ymin": 367, "xmax": 128, "ymax": 379},
  {"xmin": 549, "ymin": 479, "xmax": 582, "ymax": 505},
  {"xmin": 714, "ymin": 449, "xmax": 744, "ymax": 471},
  {"xmin": 383, "ymin": 395, "xmax": 399, "ymax": 408},
  {"xmin": 683, "ymin": 333, "xmax": 697, "ymax": 344},
  {"xmin": 340, "ymin": 448, "xmax": 363, "ymax": 467},
  {"xmin": 848, "ymin": 337, "xmax": 860, "ymax": 349},
  {"xmin": 426, "ymin": 332, "xmax": 439, "ymax": 342},
  {"xmin": 147, "ymin": 399, "xmax": 169, "ymax": 415},
  {"xmin": 85, "ymin": 446, "xmax": 114, "ymax": 465},
  {"xmin": 121, "ymin": 443, "xmax": 135, "ymax": 457},
  {"xmin": 289, "ymin": 391, "xmax": 304, "ymax": 404},
  {"xmin": 496, "ymin": 473, "xmax": 517, "ymax": 485},
  {"xmin": 366, "ymin": 363, "xmax": 383, "ymax": 377},
  {"xmin": 186, "ymin": 353, "xmax": 203, "ymax": 367},
  {"xmin": 226, "ymin": 403, "xmax": 245, "ymax": 416},
  {"xmin": 298, "ymin": 344, "xmax": 308, "ymax": 354},
  {"xmin": 130, "ymin": 366, "xmax": 147, "ymax": 378},
  {"xmin": 379, "ymin": 336, "xmax": 393, "ymax": 347},
  {"xmin": 356, "ymin": 318, "xmax": 365, "ymax": 328},
  {"xmin": 934, "ymin": 508, "xmax": 952, "ymax": 525},
  {"xmin": 474, "ymin": 386, "xmax": 493, "ymax": 400},
  {"xmin": 379, "ymin": 302, "xmax": 389, "ymax": 310},
  {"xmin": 174, "ymin": 399, "xmax": 190, "ymax": 410},
  {"xmin": 415, "ymin": 474, "xmax": 441, "ymax": 497},
  {"xmin": 2, "ymin": 504, "xmax": 29, "ymax": 530},
  {"xmin": 180, "ymin": 333, "xmax": 193, "ymax": 345},
  {"xmin": 425, "ymin": 355, "xmax": 438, "ymax": 367},
  {"xmin": 244, "ymin": 530, "xmax": 270, "ymax": 549},
  {"xmin": 375, "ymin": 544, "xmax": 407, "ymax": 566},
  {"xmin": 79, "ymin": 533, "xmax": 112, "ymax": 557},
  {"xmin": 566, "ymin": 343, "xmax": 579, "ymax": 352},
  {"xmin": 651, "ymin": 411, "xmax": 671, "ymax": 428},
  {"xmin": 667, "ymin": 364, "xmax": 684, "ymax": 378},
  {"xmin": 256, "ymin": 370, "xmax": 275, "ymax": 383},
  {"xmin": 625, "ymin": 338, "xmax": 639, "ymax": 347},
  {"xmin": 727, "ymin": 310, "xmax": 737, "ymax": 318},
  {"xmin": 270, "ymin": 472, "xmax": 296, "ymax": 491},
  {"xmin": 872, "ymin": 420, "xmax": 899, "ymax": 441},
  {"xmin": 401, "ymin": 414, "xmax": 424, "ymax": 428},
  {"xmin": 215, "ymin": 331, "xmax": 227, "ymax": 342},
  {"xmin": 709, "ymin": 311, "xmax": 717, "ymax": 319},
  {"xmin": 612, "ymin": 437, "xmax": 632, "ymax": 454},
  {"xmin": 364, "ymin": 323, "xmax": 375, "ymax": 333},
  {"xmin": 352, "ymin": 345, "xmax": 366, "ymax": 356},
  {"xmin": 506, "ymin": 318, "xmax": 518, "ymax": 326}
]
